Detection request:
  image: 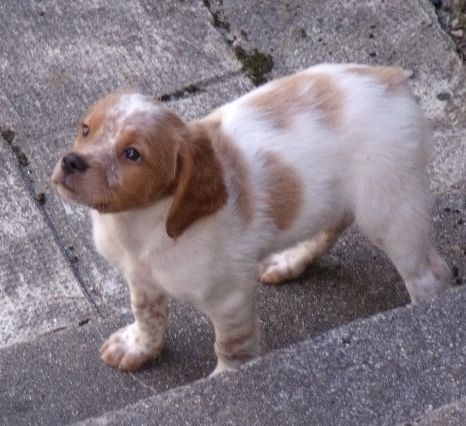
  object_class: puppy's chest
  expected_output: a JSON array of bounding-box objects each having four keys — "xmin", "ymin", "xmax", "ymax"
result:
[
  {"xmin": 93, "ymin": 215, "xmax": 210, "ymax": 303},
  {"xmin": 92, "ymin": 214, "xmax": 166, "ymax": 267}
]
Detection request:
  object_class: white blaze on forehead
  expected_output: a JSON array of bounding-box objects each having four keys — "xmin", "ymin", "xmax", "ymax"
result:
[
  {"xmin": 105, "ymin": 93, "xmax": 162, "ymax": 146},
  {"xmin": 115, "ymin": 93, "xmax": 156, "ymax": 120}
]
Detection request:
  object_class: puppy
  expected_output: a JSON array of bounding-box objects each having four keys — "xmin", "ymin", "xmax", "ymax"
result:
[{"xmin": 52, "ymin": 64, "xmax": 450, "ymax": 376}]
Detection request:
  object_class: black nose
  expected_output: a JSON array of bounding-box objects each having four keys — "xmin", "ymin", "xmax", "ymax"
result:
[{"xmin": 61, "ymin": 152, "xmax": 88, "ymax": 174}]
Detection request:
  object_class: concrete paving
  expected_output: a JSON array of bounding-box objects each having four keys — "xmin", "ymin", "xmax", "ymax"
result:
[
  {"xmin": 1, "ymin": 286, "xmax": 464, "ymax": 426},
  {"xmin": 0, "ymin": 0, "xmax": 465, "ymax": 424},
  {"xmin": 77, "ymin": 286, "xmax": 466, "ymax": 426},
  {"xmin": 0, "ymin": 136, "xmax": 94, "ymax": 347},
  {"xmin": 400, "ymin": 396, "xmax": 466, "ymax": 426}
]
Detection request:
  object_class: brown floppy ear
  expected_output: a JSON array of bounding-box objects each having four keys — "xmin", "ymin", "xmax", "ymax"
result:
[{"xmin": 166, "ymin": 127, "xmax": 228, "ymax": 239}]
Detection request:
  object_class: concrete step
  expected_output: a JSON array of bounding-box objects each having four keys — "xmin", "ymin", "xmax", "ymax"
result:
[
  {"xmin": 1, "ymin": 285, "xmax": 464, "ymax": 425},
  {"xmin": 76, "ymin": 286, "xmax": 466, "ymax": 426},
  {"xmin": 399, "ymin": 396, "xmax": 466, "ymax": 426}
]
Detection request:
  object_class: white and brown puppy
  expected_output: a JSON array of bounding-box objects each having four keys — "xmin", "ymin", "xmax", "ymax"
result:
[{"xmin": 52, "ymin": 64, "xmax": 451, "ymax": 376}]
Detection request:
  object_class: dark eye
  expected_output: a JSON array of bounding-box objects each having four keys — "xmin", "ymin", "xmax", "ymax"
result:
[
  {"xmin": 82, "ymin": 123, "xmax": 89, "ymax": 137},
  {"xmin": 124, "ymin": 147, "xmax": 141, "ymax": 161}
]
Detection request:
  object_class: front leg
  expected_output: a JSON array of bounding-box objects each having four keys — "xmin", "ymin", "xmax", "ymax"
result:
[
  {"xmin": 100, "ymin": 271, "xmax": 168, "ymax": 371},
  {"xmin": 206, "ymin": 287, "xmax": 260, "ymax": 376}
]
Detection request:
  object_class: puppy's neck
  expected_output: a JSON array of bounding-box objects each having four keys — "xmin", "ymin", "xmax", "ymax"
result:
[{"xmin": 91, "ymin": 196, "xmax": 173, "ymax": 231}]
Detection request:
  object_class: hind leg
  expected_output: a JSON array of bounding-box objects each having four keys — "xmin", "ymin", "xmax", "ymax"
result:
[
  {"xmin": 356, "ymin": 192, "xmax": 450, "ymax": 304},
  {"xmin": 259, "ymin": 218, "xmax": 351, "ymax": 285}
]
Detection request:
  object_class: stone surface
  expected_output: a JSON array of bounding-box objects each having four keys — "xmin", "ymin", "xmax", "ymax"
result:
[
  {"xmin": 0, "ymin": 139, "xmax": 94, "ymax": 348},
  {"xmin": 2, "ymin": 287, "xmax": 464, "ymax": 426},
  {"xmin": 208, "ymin": 0, "xmax": 466, "ymax": 128},
  {"xmin": 0, "ymin": 1, "xmax": 240, "ymax": 133},
  {"xmin": 399, "ymin": 396, "xmax": 466, "ymax": 426},
  {"xmin": 0, "ymin": 306, "xmax": 215, "ymax": 425},
  {"xmin": 430, "ymin": 127, "xmax": 466, "ymax": 193},
  {"xmin": 79, "ymin": 286, "xmax": 466, "ymax": 426}
]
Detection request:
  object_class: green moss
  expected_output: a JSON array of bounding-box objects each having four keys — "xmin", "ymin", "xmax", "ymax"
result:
[
  {"xmin": 12, "ymin": 145, "xmax": 29, "ymax": 167},
  {"xmin": 234, "ymin": 47, "xmax": 274, "ymax": 86},
  {"xmin": 36, "ymin": 192, "xmax": 46, "ymax": 205},
  {"xmin": 1, "ymin": 127, "xmax": 15, "ymax": 144},
  {"xmin": 158, "ymin": 84, "xmax": 201, "ymax": 102}
]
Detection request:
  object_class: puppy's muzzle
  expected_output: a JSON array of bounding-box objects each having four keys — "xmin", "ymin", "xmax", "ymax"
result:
[{"xmin": 61, "ymin": 152, "xmax": 88, "ymax": 175}]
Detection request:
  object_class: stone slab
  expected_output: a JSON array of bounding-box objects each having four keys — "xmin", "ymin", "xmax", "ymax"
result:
[
  {"xmin": 0, "ymin": 303, "xmax": 216, "ymax": 425},
  {"xmin": 430, "ymin": 127, "xmax": 466, "ymax": 194},
  {"xmin": 78, "ymin": 286, "xmax": 466, "ymax": 426},
  {"xmin": 0, "ymin": 139, "xmax": 94, "ymax": 348},
  {"xmin": 0, "ymin": 0, "xmax": 240, "ymax": 133},
  {"xmin": 207, "ymin": 0, "xmax": 466, "ymax": 128},
  {"xmin": 399, "ymin": 396, "xmax": 466, "ymax": 426}
]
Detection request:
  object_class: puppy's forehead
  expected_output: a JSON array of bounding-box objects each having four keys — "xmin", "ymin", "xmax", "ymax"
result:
[
  {"xmin": 98, "ymin": 93, "xmax": 159, "ymax": 123},
  {"xmin": 84, "ymin": 92, "xmax": 163, "ymax": 130},
  {"xmin": 110, "ymin": 93, "xmax": 156, "ymax": 119},
  {"xmin": 81, "ymin": 93, "xmax": 170, "ymax": 150}
]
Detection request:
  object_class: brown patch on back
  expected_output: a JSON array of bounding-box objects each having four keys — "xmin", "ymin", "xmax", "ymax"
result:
[
  {"xmin": 247, "ymin": 72, "xmax": 343, "ymax": 129},
  {"xmin": 200, "ymin": 117, "xmax": 254, "ymax": 224},
  {"xmin": 347, "ymin": 65, "xmax": 413, "ymax": 91},
  {"xmin": 261, "ymin": 152, "xmax": 303, "ymax": 230},
  {"xmin": 165, "ymin": 124, "xmax": 228, "ymax": 238}
]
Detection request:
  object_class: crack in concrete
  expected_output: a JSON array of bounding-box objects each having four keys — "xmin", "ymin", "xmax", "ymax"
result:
[
  {"xmin": 0, "ymin": 133, "xmax": 104, "ymax": 319},
  {"xmin": 156, "ymin": 69, "xmax": 243, "ymax": 102},
  {"xmin": 200, "ymin": 0, "xmax": 274, "ymax": 86},
  {"xmin": 129, "ymin": 373, "xmax": 158, "ymax": 394},
  {"xmin": 429, "ymin": 0, "xmax": 466, "ymax": 62}
]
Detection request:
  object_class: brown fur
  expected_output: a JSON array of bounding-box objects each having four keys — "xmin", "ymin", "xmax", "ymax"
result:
[
  {"xmin": 347, "ymin": 66, "xmax": 412, "ymax": 91},
  {"xmin": 76, "ymin": 92, "xmax": 124, "ymax": 147},
  {"xmin": 247, "ymin": 72, "xmax": 342, "ymax": 129},
  {"xmin": 165, "ymin": 124, "xmax": 228, "ymax": 239},
  {"xmin": 262, "ymin": 152, "xmax": 303, "ymax": 230},
  {"xmin": 201, "ymin": 116, "xmax": 254, "ymax": 224}
]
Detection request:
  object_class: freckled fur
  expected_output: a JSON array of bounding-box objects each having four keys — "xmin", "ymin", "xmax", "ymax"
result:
[
  {"xmin": 246, "ymin": 72, "xmax": 343, "ymax": 129},
  {"xmin": 346, "ymin": 65, "xmax": 413, "ymax": 91},
  {"xmin": 52, "ymin": 63, "xmax": 451, "ymax": 376}
]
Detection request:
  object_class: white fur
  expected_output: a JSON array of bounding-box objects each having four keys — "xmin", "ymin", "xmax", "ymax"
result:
[{"xmin": 92, "ymin": 64, "xmax": 450, "ymax": 375}]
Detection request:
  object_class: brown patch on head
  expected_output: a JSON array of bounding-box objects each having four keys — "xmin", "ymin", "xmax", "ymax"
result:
[
  {"xmin": 261, "ymin": 152, "xmax": 302, "ymax": 230},
  {"xmin": 347, "ymin": 65, "xmax": 413, "ymax": 91},
  {"xmin": 200, "ymin": 117, "xmax": 254, "ymax": 224},
  {"xmin": 165, "ymin": 123, "xmax": 228, "ymax": 239},
  {"xmin": 247, "ymin": 72, "xmax": 342, "ymax": 129}
]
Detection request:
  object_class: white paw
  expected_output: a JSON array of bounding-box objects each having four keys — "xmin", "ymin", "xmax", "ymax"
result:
[
  {"xmin": 258, "ymin": 236, "xmax": 334, "ymax": 285},
  {"xmin": 100, "ymin": 323, "xmax": 163, "ymax": 371},
  {"xmin": 259, "ymin": 253, "xmax": 295, "ymax": 284}
]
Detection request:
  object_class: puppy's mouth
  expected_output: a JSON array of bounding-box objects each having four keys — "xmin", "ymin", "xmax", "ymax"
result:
[
  {"xmin": 51, "ymin": 168, "xmax": 77, "ymax": 195},
  {"xmin": 51, "ymin": 168, "xmax": 111, "ymax": 211}
]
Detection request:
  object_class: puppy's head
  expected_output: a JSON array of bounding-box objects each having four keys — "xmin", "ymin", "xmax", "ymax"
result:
[{"xmin": 52, "ymin": 91, "xmax": 227, "ymax": 238}]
